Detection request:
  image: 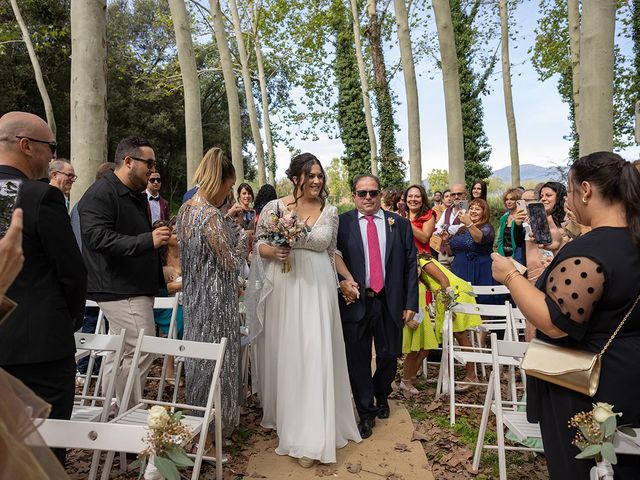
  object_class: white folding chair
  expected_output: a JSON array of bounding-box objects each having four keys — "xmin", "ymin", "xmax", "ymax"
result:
[
  {"xmin": 73, "ymin": 331, "xmax": 126, "ymax": 422},
  {"xmin": 36, "ymin": 419, "xmax": 147, "ymax": 480},
  {"xmin": 101, "ymin": 331, "xmax": 228, "ymax": 480},
  {"xmin": 472, "ymin": 334, "xmax": 541, "ymax": 480},
  {"xmin": 471, "ymin": 285, "xmax": 510, "ymax": 296},
  {"xmin": 150, "ymin": 295, "xmax": 180, "ymax": 401},
  {"xmin": 588, "ymin": 429, "xmax": 640, "ymax": 479},
  {"xmin": 436, "ymin": 301, "xmax": 517, "ymax": 425}
]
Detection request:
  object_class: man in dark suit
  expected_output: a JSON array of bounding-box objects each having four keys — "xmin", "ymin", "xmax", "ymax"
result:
[
  {"xmin": 337, "ymin": 174, "xmax": 418, "ymax": 439},
  {"xmin": 0, "ymin": 111, "xmax": 87, "ymax": 463},
  {"xmin": 145, "ymin": 170, "xmax": 169, "ymax": 224}
]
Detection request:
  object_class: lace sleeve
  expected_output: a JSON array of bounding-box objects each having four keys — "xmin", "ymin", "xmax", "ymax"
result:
[
  {"xmin": 326, "ymin": 206, "xmax": 339, "ymax": 276},
  {"xmin": 203, "ymin": 208, "xmax": 247, "ymax": 272},
  {"xmin": 544, "ymin": 256, "xmax": 605, "ymax": 340}
]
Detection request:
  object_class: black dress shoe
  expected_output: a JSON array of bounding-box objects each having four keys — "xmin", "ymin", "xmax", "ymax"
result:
[
  {"xmin": 358, "ymin": 418, "xmax": 375, "ymax": 439},
  {"xmin": 376, "ymin": 403, "xmax": 390, "ymax": 419}
]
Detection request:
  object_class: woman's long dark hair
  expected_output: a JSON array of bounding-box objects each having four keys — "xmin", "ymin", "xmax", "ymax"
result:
[
  {"xmin": 253, "ymin": 184, "xmax": 277, "ymax": 215},
  {"xmin": 404, "ymin": 184, "xmax": 431, "ymax": 219},
  {"xmin": 571, "ymin": 152, "xmax": 640, "ymax": 247},
  {"xmin": 539, "ymin": 181, "xmax": 566, "ymax": 227},
  {"xmin": 285, "ymin": 152, "xmax": 329, "ymax": 208}
]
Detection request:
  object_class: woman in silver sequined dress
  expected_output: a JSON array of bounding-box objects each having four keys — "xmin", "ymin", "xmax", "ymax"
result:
[{"xmin": 177, "ymin": 147, "xmax": 246, "ymax": 438}]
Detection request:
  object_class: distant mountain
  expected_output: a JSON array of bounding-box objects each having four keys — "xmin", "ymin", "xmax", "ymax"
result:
[{"xmin": 492, "ymin": 164, "xmax": 561, "ymax": 184}]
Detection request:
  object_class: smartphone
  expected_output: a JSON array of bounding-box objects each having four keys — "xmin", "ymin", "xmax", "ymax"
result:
[
  {"xmin": 516, "ymin": 199, "xmax": 526, "ymax": 212},
  {"xmin": 458, "ymin": 200, "xmax": 469, "ymax": 211},
  {"xmin": 242, "ymin": 210, "xmax": 256, "ymax": 230},
  {"xmin": 526, "ymin": 202, "xmax": 552, "ymax": 245},
  {"xmin": 397, "ymin": 201, "xmax": 407, "ymax": 217},
  {"xmin": 0, "ymin": 179, "xmax": 22, "ymax": 238}
]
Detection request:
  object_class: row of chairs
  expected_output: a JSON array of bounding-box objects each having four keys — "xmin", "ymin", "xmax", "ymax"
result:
[{"xmin": 35, "ymin": 297, "xmax": 228, "ymax": 480}]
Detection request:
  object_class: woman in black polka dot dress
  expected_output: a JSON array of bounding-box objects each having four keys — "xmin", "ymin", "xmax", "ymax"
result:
[{"xmin": 492, "ymin": 151, "xmax": 640, "ymax": 478}]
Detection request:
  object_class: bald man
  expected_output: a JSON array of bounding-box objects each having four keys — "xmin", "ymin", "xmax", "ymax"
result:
[{"xmin": 0, "ymin": 112, "xmax": 87, "ymax": 465}]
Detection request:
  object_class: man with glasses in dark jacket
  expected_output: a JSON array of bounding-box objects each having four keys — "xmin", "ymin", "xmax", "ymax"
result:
[{"xmin": 78, "ymin": 136, "xmax": 170, "ymax": 408}]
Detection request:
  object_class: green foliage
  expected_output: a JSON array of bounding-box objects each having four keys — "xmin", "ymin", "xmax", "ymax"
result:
[
  {"xmin": 325, "ymin": 157, "xmax": 351, "ymax": 205},
  {"xmin": 330, "ymin": 0, "xmax": 371, "ymax": 187},
  {"xmin": 449, "ymin": 0, "xmax": 492, "ymax": 190},
  {"xmin": 426, "ymin": 169, "xmax": 449, "ymax": 193}
]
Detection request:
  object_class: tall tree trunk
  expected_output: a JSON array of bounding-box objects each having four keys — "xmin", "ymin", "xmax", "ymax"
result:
[
  {"xmin": 252, "ymin": 6, "xmax": 276, "ymax": 184},
  {"xmin": 210, "ymin": 0, "xmax": 244, "ymax": 183},
  {"xmin": 498, "ymin": 0, "xmax": 519, "ymax": 186},
  {"xmin": 432, "ymin": 0, "xmax": 464, "ymax": 185},
  {"xmin": 168, "ymin": 0, "xmax": 203, "ymax": 188},
  {"xmin": 70, "ymin": 0, "xmax": 107, "ymax": 205},
  {"xmin": 349, "ymin": 0, "xmax": 378, "ymax": 176},
  {"xmin": 229, "ymin": 0, "xmax": 266, "ymax": 186},
  {"xmin": 568, "ymin": 0, "xmax": 581, "ymax": 140},
  {"xmin": 579, "ymin": 0, "xmax": 616, "ymax": 156},
  {"xmin": 393, "ymin": 0, "xmax": 421, "ymax": 185},
  {"xmin": 366, "ymin": 0, "xmax": 404, "ymax": 188},
  {"xmin": 10, "ymin": 0, "xmax": 56, "ymax": 135}
]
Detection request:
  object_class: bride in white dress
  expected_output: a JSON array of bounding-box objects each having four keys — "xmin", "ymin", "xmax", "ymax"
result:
[{"xmin": 245, "ymin": 153, "xmax": 361, "ymax": 467}]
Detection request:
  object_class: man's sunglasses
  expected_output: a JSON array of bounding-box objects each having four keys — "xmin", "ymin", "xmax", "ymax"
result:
[
  {"xmin": 355, "ymin": 189, "xmax": 380, "ymax": 198},
  {"xmin": 16, "ymin": 135, "xmax": 57, "ymax": 155},
  {"xmin": 149, "ymin": 178, "xmax": 161, "ymax": 183},
  {"xmin": 129, "ymin": 156, "xmax": 156, "ymax": 169}
]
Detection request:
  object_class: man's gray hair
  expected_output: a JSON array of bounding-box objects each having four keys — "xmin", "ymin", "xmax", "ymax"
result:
[{"xmin": 48, "ymin": 158, "xmax": 71, "ymax": 179}]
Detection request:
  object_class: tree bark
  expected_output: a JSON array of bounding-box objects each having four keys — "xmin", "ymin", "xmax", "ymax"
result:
[
  {"xmin": 253, "ymin": 24, "xmax": 276, "ymax": 184},
  {"xmin": 568, "ymin": 0, "xmax": 581, "ymax": 140},
  {"xmin": 579, "ymin": 0, "xmax": 616, "ymax": 156},
  {"xmin": 10, "ymin": 0, "xmax": 56, "ymax": 135},
  {"xmin": 70, "ymin": 0, "xmax": 108, "ymax": 205},
  {"xmin": 432, "ymin": 0, "xmax": 464, "ymax": 185},
  {"xmin": 168, "ymin": 0, "xmax": 203, "ymax": 188},
  {"xmin": 350, "ymin": 0, "xmax": 378, "ymax": 176},
  {"xmin": 393, "ymin": 0, "xmax": 421, "ymax": 184},
  {"xmin": 499, "ymin": 0, "xmax": 520, "ymax": 186},
  {"xmin": 229, "ymin": 0, "xmax": 266, "ymax": 186},
  {"xmin": 210, "ymin": 0, "xmax": 244, "ymax": 183}
]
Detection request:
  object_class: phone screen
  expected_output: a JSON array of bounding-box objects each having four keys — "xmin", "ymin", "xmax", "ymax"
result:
[
  {"xmin": 0, "ymin": 179, "xmax": 22, "ymax": 238},
  {"xmin": 526, "ymin": 202, "xmax": 552, "ymax": 245},
  {"xmin": 242, "ymin": 210, "xmax": 256, "ymax": 230},
  {"xmin": 458, "ymin": 200, "xmax": 469, "ymax": 211}
]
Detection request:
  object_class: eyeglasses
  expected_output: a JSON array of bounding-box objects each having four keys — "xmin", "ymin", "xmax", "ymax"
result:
[
  {"xmin": 148, "ymin": 178, "xmax": 161, "ymax": 183},
  {"xmin": 55, "ymin": 171, "xmax": 77, "ymax": 181},
  {"xmin": 450, "ymin": 192, "xmax": 465, "ymax": 197},
  {"xmin": 129, "ymin": 156, "xmax": 156, "ymax": 169},
  {"xmin": 16, "ymin": 136, "xmax": 57, "ymax": 155},
  {"xmin": 355, "ymin": 189, "xmax": 380, "ymax": 198}
]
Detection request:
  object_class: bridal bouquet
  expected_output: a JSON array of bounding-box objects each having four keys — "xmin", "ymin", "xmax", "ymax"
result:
[
  {"xmin": 130, "ymin": 406, "xmax": 194, "ymax": 480},
  {"xmin": 258, "ymin": 205, "xmax": 308, "ymax": 273},
  {"xmin": 569, "ymin": 402, "xmax": 636, "ymax": 479}
]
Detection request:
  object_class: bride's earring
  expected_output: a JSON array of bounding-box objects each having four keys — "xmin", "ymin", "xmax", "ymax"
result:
[{"xmin": 582, "ymin": 197, "xmax": 588, "ymax": 204}]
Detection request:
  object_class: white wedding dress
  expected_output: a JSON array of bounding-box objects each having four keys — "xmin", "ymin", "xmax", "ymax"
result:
[{"xmin": 247, "ymin": 199, "xmax": 361, "ymax": 463}]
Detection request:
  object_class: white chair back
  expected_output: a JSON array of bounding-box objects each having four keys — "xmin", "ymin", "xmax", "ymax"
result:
[{"xmin": 471, "ymin": 285, "xmax": 509, "ymax": 296}]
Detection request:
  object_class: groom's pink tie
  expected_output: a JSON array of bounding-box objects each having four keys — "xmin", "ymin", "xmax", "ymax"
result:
[{"xmin": 365, "ymin": 215, "xmax": 384, "ymax": 293}]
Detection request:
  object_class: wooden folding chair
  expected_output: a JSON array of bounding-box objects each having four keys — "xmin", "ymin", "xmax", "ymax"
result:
[
  {"xmin": 101, "ymin": 330, "xmax": 228, "ymax": 480},
  {"xmin": 472, "ymin": 333, "xmax": 541, "ymax": 479}
]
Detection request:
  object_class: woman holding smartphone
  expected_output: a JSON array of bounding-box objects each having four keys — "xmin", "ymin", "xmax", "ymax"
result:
[{"xmin": 497, "ymin": 188, "xmax": 526, "ymax": 264}]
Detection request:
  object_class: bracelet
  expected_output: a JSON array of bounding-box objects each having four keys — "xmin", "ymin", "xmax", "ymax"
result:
[{"xmin": 503, "ymin": 270, "xmax": 521, "ymax": 288}]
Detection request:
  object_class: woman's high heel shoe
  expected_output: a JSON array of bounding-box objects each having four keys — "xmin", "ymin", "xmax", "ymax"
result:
[
  {"xmin": 399, "ymin": 379, "xmax": 419, "ymax": 395},
  {"xmin": 298, "ymin": 456, "xmax": 316, "ymax": 468}
]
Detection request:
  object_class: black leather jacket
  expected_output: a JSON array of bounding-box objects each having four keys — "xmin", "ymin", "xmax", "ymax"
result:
[{"xmin": 78, "ymin": 171, "xmax": 162, "ymax": 301}]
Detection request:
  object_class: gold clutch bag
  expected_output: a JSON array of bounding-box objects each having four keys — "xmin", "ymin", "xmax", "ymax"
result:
[
  {"xmin": 520, "ymin": 339, "xmax": 601, "ymax": 397},
  {"xmin": 521, "ymin": 293, "xmax": 640, "ymax": 398}
]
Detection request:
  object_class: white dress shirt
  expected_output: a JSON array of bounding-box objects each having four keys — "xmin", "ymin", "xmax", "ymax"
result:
[
  {"xmin": 146, "ymin": 190, "xmax": 161, "ymax": 224},
  {"xmin": 358, "ymin": 209, "xmax": 387, "ymax": 288},
  {"xmin": 434, "ymin": 205, "xmax": 463, "ymax": 236}
]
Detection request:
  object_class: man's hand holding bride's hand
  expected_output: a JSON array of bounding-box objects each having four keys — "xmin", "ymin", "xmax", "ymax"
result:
[{"xmin": 339, "ymin": 280, "xmax": 359, "ymax": 304}]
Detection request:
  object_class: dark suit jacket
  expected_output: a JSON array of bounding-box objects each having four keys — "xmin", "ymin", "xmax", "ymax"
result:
[
  {"xmin": 337, "ymin": 209, "xmax": 418, "ymax": 328},
  {"xmin": 145, "ymin": 193, "xmax": 169, "ymax": 223},
  {"xmin": 0, "ymin": 165, "xmax": 87, "ymax": 365}
]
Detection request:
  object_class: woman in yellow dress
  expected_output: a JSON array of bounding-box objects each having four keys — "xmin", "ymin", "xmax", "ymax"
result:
[{"xmin": 401, "ymin": 253, "xmax": 482, "ymax": 393}]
